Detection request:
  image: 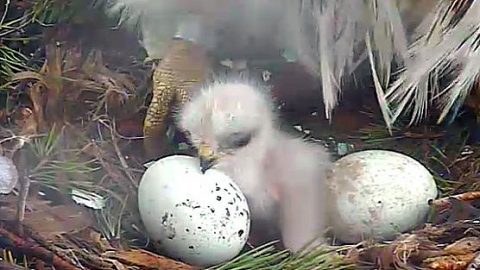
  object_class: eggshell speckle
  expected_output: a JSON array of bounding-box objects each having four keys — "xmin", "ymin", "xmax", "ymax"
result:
[
  {"xmin": 326, "ymin": 150, "xmax": 438, "ymax": 243},
  {"xmin": 138, "ymin": 155, "xmax": 250, "ymax": 267}
]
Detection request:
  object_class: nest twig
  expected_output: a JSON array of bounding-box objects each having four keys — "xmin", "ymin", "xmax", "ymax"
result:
[
  {"xmin": 430, "ymin": 192, "xmax": 480, "ymax": 209},
  {"xmin": 0, "ymin": 224, "xmax": 81, "ymax": 270}
]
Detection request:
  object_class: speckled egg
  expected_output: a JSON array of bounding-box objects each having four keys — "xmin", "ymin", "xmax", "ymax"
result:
[
  {"xmin": 326, "ymin": 150, "xmax": 438, "ymax": 244},
  {"xmin": 138, "ymin": 155, "xmax": 250, "ymax": 267},
  {"xmin": 0, "ymin": 156, "xmax": 18, "ymax": 194}
]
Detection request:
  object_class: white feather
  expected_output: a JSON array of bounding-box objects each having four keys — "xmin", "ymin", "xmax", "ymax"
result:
[{"xmin": 386, "ymin": 0, "xmax": 480, "ymax": 125}]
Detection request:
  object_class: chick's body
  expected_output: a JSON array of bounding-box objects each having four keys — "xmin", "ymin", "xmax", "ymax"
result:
[
  {"xmin": 222, "ymin": 133, "xmax": 331, "ymax": 251},
  {"xmin": 178, "ymin": 82, "xmax": 331, "ymax": 251}
]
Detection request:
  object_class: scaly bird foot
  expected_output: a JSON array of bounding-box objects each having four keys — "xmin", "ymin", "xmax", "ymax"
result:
[{"xmin": 143, "ymin": 39, "xmax": 211, "ymax": 159}]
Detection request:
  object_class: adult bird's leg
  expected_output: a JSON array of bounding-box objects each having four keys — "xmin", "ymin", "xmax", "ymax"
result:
[
  {"xmin": 143, "ymin": 39, "xmax": 211, "ymax": 159},
  {"xmin": 143, "ymin": 62, "xmax": 177, "ymax": 159}
]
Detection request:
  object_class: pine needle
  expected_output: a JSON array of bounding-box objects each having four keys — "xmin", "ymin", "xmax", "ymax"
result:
[
  {"xmin": 210, "ymin": 242, "xmax": 353, "ymax": 270},
  {"xmin": 211, "ymin": 242, "xmax": 288, "ymax": 270},
  {"xmin": 26, "ymin": 128, "xmax": 99, "ymax": 191}
]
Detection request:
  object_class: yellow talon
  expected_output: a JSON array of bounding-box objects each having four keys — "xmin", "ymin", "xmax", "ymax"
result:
[{"xmin": 143, "ymin": 39, "xmax": 211, "ymax": 159}]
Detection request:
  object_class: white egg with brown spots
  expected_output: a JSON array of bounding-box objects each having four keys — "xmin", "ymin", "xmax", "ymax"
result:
[
  {"xmin": 326, "ymin": 150, "xmax": 438, "ymax": 243},
  {"xmin": 138, "ymin": 155, "xmax": 250, "ymax": 267}
]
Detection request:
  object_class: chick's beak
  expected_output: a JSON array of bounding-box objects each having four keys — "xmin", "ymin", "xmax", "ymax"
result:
[{"xmin": 198, "ymin": 143, "xmax": 218, "ymax": 173}]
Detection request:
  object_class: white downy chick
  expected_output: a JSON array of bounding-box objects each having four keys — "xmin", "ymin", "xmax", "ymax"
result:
[{"xmin": 177, "ymin": 81, "xmax": 332, "ymax": 252}]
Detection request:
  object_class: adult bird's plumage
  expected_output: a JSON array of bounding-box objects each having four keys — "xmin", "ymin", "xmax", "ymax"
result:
[
  {"xmin": 98, "ymin": 0, "xmax": 406, "ymax": 121},
  {"xmin": 177, "ymin": 82, "xmax": 332, "ymax": 251},
  {"xmin": 99, "ymin": 0, "xmax": 480, "ymax": 128}
]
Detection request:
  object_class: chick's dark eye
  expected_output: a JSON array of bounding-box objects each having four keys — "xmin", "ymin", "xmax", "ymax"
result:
[{"xmin": 223, "ymin": 132, "xmax": 252, "ymax": 149}]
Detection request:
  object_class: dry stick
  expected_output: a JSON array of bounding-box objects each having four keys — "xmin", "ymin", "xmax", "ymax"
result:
[
  {"xmin": 102, "ymin": 118, "xmax": 138, "ymax": 188},
  {"xmin": 111, "ymin": 133, "xmax": 137, "ymax": 188},
  {"xmin": 106, "ymin": 249, "xmax": 200, "ymax": 270},
  {"xmin": 15, "ymin": 148, "xmax": 29, "ymax": 229},
  {"xmin": 27, "ymin": 227, "xmax": 114, "ymax": 270},
  {"xmin": 0, "ymin": 227, "xmax": 81, "ymax": 270},
  {"xmin": 429, "ymin": 191, "xmax": 480, "ymax": 208},
  {"xmin": 15, "ymin": 183, "xmax": 28, "ymax": 223}
]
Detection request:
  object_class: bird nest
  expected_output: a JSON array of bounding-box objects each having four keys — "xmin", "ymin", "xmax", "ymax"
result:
[
  {"xmin": 2, "ymin": 1, "xmax": 480, "ymax": 269},
  {"xmin": 1, "ymin": 118, "xmax": 480, "ymax": 270}
]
